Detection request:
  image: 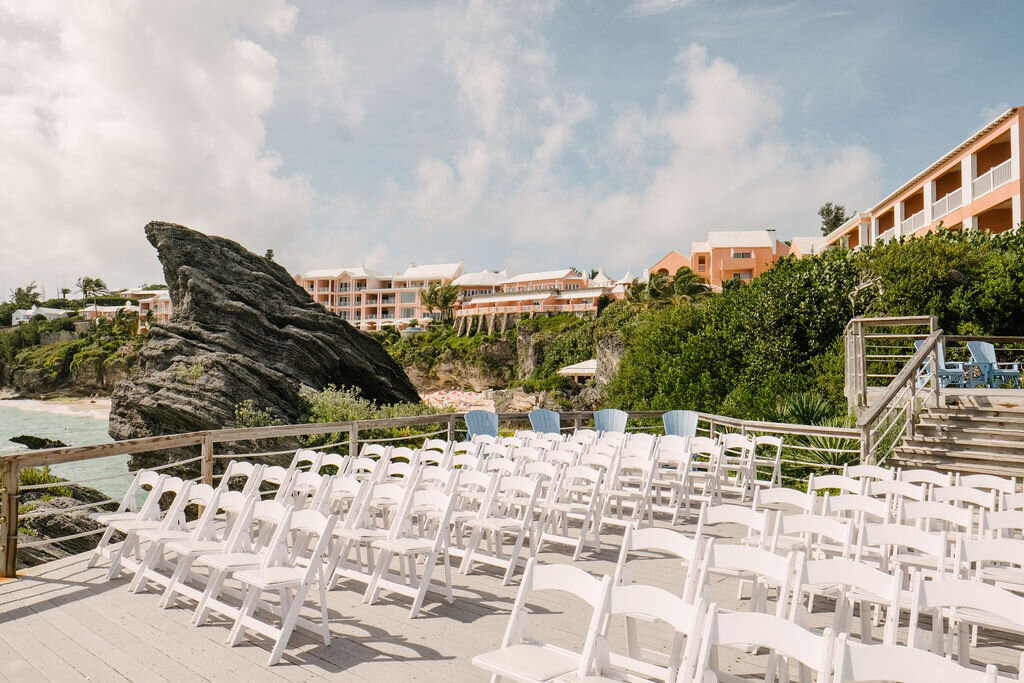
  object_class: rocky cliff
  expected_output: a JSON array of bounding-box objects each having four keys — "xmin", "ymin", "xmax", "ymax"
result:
[{"xmin": 109, "ymin": 222, "xmax": 419, "ymax": 466}]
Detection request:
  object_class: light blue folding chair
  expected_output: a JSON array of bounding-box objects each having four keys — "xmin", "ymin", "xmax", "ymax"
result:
[
  {"xmin": 662, "ymin": 410, "xmax": 699, "ymax": 438},
  {"xmin": 464, "ymin": 409, "xmax": 499, "ymax": 439},
  {"xmin": 914, "ymin": 339, "xmax": 966, "ymax": 389},
  {"xmin": 967, "ymin": 340, "xmax": 1021, "ymax": 388},
  {"xmin": 593, "ymin": 408, "xmax": 628, "ymax": 434},
  {"xmin": 529, "ymin": 409, "xmax": 561, "ymax": 435}
]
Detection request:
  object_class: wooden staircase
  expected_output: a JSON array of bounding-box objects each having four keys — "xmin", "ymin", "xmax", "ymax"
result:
[{"xmin": 890, "ymin": 404, "xmax": 1024, "ymax": 477}]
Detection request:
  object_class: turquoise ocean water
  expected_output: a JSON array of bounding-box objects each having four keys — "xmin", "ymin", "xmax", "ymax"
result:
[{"xmin": 0, "ymin": 402, "xmax": 131, "ymax": 500}]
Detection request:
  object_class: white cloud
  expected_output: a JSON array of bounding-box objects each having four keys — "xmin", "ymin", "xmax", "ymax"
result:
[
  {"xmin": 301, "ymin": 36, "xmax": 365, "ymax": 128},
  {"xmin": 389, "ymin": 37, "xmax": 881, "ymax": 272},
  {"xmin": 626, "ymin": 0, "xmax": 698, "ymax": 18},
  {"xmin": 0, "ymin": 0, "xmax": 311, "ymax": 294}
]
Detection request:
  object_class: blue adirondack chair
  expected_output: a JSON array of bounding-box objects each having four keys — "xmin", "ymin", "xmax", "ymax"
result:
[
  {"xmin": 593, "ymin": 408, "xmax": 628, "ymax": 434},
  {"xmin": 529, "ymin": 408, "xmax": 561, "ymax": 435},
  {"xmin": 914, "ymin": 340, "xmax": 966, "ymax": 388},
  {"xmin": 662, "ymin": 410, "xmax": 699, "ymax": 438},
  {"xmin": 464, "ymin": 410, "xmax": 499, "ymax": 439},
  {"xmin": 967, "ymin": 341, "xmax": 1021, "ymax": 388}
]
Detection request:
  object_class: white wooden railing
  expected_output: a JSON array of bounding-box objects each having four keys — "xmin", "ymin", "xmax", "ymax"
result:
[
  {"xmin": 931, "ymin": 187, "xmax": 963, "ymax": 220},
  {"xmin": 900, "ymin": 209, "xmax": 925, "ymax": 235},
  {"xmin": 973, "ymin": 158, "xmax": 1014, "ymax": 198}
]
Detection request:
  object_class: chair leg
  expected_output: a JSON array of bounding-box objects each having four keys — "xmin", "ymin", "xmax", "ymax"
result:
[
  {"xmin": 88, "ymin": 526, "xmax": 117, "ymax": 568},
  {"xmin": 228, "ymin": 585, "xmax": 259, "ymax": 646},
  {"xmin": 268, "ymin": 587, "xmax": 306, "ymax": 666},
  {"xmin": 363, "ymin": 549, "xmax": 392, "ymax": 605},
  {"xmin": 459, "ymin": 527, "xmax": 484, "ymax": 575},
  {"xmin": 129, "ymin": 543, "xmax": 161, "ymax": 593}
]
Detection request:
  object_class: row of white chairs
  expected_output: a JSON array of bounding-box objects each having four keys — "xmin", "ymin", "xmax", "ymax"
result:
[{"xmin": 475, "ymin": 556, "xmax": 1024, "ymax": 683}]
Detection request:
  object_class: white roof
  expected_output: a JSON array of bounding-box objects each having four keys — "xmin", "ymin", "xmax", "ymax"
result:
[
  {"xmin": 589, "ymin": 269, "xmax": 613, "ymax": 287},
  {"xmin": 705, "ymin": 230, "xmax": 776, "ymax": 249},
  {"xmin": 301, "ymin": 267, "xmax": 386, "ymax": 279},
  {"xmin": 560, "ymin": 288, "xmax": 611, "ymax": 300},
  {"xmin": 399, "ymin": 262, "xmax": 463, "ymax": 280},
  {"xmin": 452, "ymin": 270, "xmax": 507, "ymax": 287},
  {"xmin": 617, "ymin": 270, "xmax": 634, "ymax": 284},
  {"xmin": 690, "ymin": 241, "xmax": 710, "ymax": 253},
  {"xmin": 502, "ymin": 268, "xmax": 578, "ymax": 284},
  {"xmin": 15, "ymin": 306, "xmax": 73, "ymax": 317},
  {"xmin": 557, "ymin": 359, "xmax": 597, "ymax": 376},
  {"xmin": 91, "ymin": 304, "xmax": 138, "ymax": 313},
  {"xmin": 790, "ymin": 236, "xmax": 828, "ymax": 255},
  {"xmin": 461, "ymin": 291, "xmax": 560, "ymax": 303}
]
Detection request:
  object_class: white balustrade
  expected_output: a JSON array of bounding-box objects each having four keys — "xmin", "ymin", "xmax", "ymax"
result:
[
  {"xmin": 973, "ymin": 158, "xmax": 1013, "ymax": 199},
  {"xmin": 900, "ymin": 209, "xmax": 925, "ymax": 235},
  {"xmin": 931, "ymin": 188, "xmax": 963, "ymax": 221}
]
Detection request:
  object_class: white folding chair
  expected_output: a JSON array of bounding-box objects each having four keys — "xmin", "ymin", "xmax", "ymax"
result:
[
  {"xmin": 857, "ymin": 523, "xmax": 950, "ymax": 581},
  {"xmin": 751, "ymin": 435, "xmax": 783, "ymax": 489},
  {"xmin": 832, "ymin": 633, "xmax": 1011, "ymax": 683},
  {"xmin": 460, "ymin": 476, "xmax": 540, "ymax": 585},
  {"xmin": 472, "ymin": 559, "xmax": 612, "ymax": 683},
  {"xmin": 287, "ymin": 448, "xmax": 323, "ymax": 474},
  {"xmin": 696, "ymin": 611, "xmax": 835, "ymax": 683},
  {"xmin": 807, "ymin": 472, "xmax": 864, "ymax": 497},
  {"xmin": 908, "ymin": 574, "xmax": 1024, "ymax": 664},
  {"xmin": 536, "ymin": 465, "xmax": 603, "ymax": 560},
  {"xmin": 363, "ymin": 488, "xmax": 459, "ymax": 617},
  {"xmin": 127, "ymin": 483, "xmax": 219, "ymax": 592},
  {"xmin": 718, "ymin": 432, "xmax": 757, "ymax": 502},
  {"xmin": 600, "ymin": 454, "xmax": 657, "ymax": 533},
  {"xmin": 580, "ymin": 584, "xmax": 711, "ymax": 683},
  {"xmin": 157, "ymin": 491, "xmax": 255, "ymax": 609},
  {"xmin": 88, "ymin": 470, "xmax": 165, "ymax": 569},
  {"xmin": 959, "ymin": 474, "xmax": 1017, "ymax": 511},
  {"xmin": 802, "ymin": 557, "xmax": 904, "ymax": 645},
  {"xmin": 843, "ymin": 463, "xmax": 895, "ymax": 483},
  {"xmin": 217, "ymin": 460, "xmax": 264, "ymax": 495},
  {"xmin": 316, "ymin": 452, "xmax": 349, "ymax": 475},
  {"xmin": 192, "ymin": 501, "xmax": 294, "ymax": 626},
  {"xmin": 957, "ymin": 537, "xmax": 1024, "ymax": 594},
  {"xmin": 695, "ymin": 502, "xmax": 772, "ymax": 549},
  {"xmin": 228, "ymin": 510, "xmax": 339, "ymax": 665},
  {"xmin": 104, "ymin": 477, "xmax": 192, "ymax": 580}
]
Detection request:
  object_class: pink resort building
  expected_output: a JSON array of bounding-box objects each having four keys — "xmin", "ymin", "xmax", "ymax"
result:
[
  {"xmin": 689, "ymin": 230, "xmax": 790, "ymax": 287},
  {"xmin": 295, "ymin": 262, "xmax": 465, "ymax": 330},
  {"xmin": 137, "ymin": 290, "xmax": 173, "ymax": 332},
  {"xmin": 824, "ymin": 106, "xmax": 1022, "ymax": 249},
  {"xmin": 452, "ymin": 268, "xmax": 626, "ymax": 334}
]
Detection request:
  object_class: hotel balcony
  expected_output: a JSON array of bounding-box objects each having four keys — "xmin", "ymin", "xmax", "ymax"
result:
[
  {"xmin": 932, "ymin": 187, "xmax": 963, "ymax": 221},
  {"xmin": 900, "ymin": 209, "xmax": 926, "ymax": 235},
  {"xmin": 973, "ymin": 158, "xmax": 1013, "ymax": 199}
]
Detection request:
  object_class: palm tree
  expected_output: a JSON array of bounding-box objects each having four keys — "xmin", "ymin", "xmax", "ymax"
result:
[
  {"xmin": 419, "ymin": 283, "xmax": 439, "ymax": 322},
  {"xmin": 59, "ymin": 287, "xmax": 71, "ymax": 299},
  {"xmin": 670, "ymin": 266, "xmax": 710, "ymax": 302},
  {"xmin": 435, "ymin": 284, "xmax": 460, "ymax": 322}
]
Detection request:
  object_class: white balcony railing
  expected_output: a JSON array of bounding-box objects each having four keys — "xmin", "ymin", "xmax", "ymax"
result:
[
  {"xmin": 973, "ymin": 158, "xmax": 1013, "ymax": 199},
  {"xmin": 877, "ymin": 227, "xmax": 897, "ymax": 244},
  {"xmin": 900, "ymin": 209, "xmax": 925, "ymax": 235},
  {"xmin": 931, "ymin": 187, "xmax": 962, "ymax": 221}
]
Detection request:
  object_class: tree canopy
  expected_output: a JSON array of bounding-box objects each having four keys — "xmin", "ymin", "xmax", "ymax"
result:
[{"xmin": 818, "ymin": 202, "xmax": 849, "ymax": 236}]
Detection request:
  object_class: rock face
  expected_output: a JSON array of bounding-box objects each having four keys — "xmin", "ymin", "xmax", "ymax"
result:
[
  {"xmin": 596, "ymin": 333, "xmax": 625, "ymax": 387},
  {"xmin": 109, "ymin": 222, "xmax": 419, "ymax": 462}
]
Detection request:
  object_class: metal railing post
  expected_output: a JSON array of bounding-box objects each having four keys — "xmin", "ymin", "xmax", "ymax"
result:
[
  {"xmin": 1, "ymin": 460, "xmax": 19, "ymax": 578},
  {"xmin": 201, "ymin": 433, "xmax": 214, "ymax": 485}
]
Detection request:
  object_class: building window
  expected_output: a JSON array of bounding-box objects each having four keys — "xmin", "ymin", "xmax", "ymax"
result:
[
  {"xmin": 732, "ymin": 272, "xmax": 752, "ymax": 281},
  {"xmin": 400, "ymin": 307, "xmax": 417, "ymax": 318},
  {"xmin": 400, "ymin": 292, "xmax": 417, "ymax": 304},
  {"xmin": 732, "ymin": 251, "xmax": 752, "ymax": 259}
]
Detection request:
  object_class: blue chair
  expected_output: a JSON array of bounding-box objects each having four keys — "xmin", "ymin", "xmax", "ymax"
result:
[
  {"xmin": 914, "ymin": 340, "xmax": 966, "ymax": 388},
  {"xmin": 967, "ymin": 341, "xmax": 1021, "ymax": 388},
  {"xmin": 593, "ymin": 408, "xmax": 628, "ymax": 434},
  {"xmin": 662, "ymin": 410, "xmax": 699, "ymax": 438},
  {"xmin": 464, "ymin": 410, "xmax": 499, "ymax": 439},
  {"xmin": 529, "ymin": 409, "xmax": 561, "ymax": 435}
]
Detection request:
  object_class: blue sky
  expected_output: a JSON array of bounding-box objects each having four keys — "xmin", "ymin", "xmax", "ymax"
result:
[{"xmin": 2, "ymin": 0, "xmax": 1022, "ymax": 296}]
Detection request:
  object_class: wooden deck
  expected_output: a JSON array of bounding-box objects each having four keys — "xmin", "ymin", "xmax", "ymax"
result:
[{"xmin": 1, "ymin": 519, "xmax": 1021, "ymax": 681}]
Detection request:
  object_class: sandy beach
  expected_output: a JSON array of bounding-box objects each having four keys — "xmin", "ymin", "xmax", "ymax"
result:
[{"xmin": 0, "ymin": 397, "xmax": 111, "ymax": 422}]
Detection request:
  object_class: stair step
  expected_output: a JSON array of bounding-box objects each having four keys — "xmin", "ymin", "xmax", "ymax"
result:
[
  {"xmin": 887, "ymin": 454, "xmax": 1023, "ymax": 478},
  {"xmin": 902, "ymin": 435, "xmax": 1024, "ymax": 454},
  {"xmin": 928, "ymin": 407, "xmax": 1024, "ymax": 420},
  {"xmin": 916, "ymin": 423, "xmax": 1024, "ymax": 440},
  {"xmin": 894, "ymin": 444, "xmax": 1024, "ymax": 465}
]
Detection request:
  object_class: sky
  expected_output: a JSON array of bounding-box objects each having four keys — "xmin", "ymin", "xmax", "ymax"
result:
[{"xmin": 1, "ymin": 0, "xmax": 1022, "ymax": 297}]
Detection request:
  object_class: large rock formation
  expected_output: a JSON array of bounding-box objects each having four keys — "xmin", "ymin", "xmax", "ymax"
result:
[{"xmin": 109, "ymin": 222, "xmax": 420, "ymax": 462}]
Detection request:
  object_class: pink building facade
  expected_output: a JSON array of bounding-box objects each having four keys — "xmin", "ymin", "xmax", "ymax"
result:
[
  {"xmin": 295, "ymin": 262, "xmax": 464, "ymax": 330},
  {"xmin": 825, "ymin": 107, "xmax": 1022, "ymax": 249},
  {"xmin": 137, "ymin": 290, "xmax": 172, "ymax": 332}
]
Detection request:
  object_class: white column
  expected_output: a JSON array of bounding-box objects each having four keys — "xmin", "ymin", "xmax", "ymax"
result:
[
  {"xmin": 963, "ymin": 215, "xmax": 978, "ymax": 232},
  {"xmin": 894, "ymin": 201, "xmax": 905, "ymax": 236},
  {"xmin": 1011, "ymin": 122, "xmax": 1020, "ymax": 180},
  {"xmin": 924, "ymin": 181, "xmax": 935, "ymax": 225},
  {"xmin": 1013, "ymin": 194, "xmax": 1021, "ymax": 230},
  {"xmin": 961, "ymin": 153, "xmax": 976, "ymax": 204},
  {"xmin": 870, "ymin": 218, "xmax": 879, "ymax": 245}
]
